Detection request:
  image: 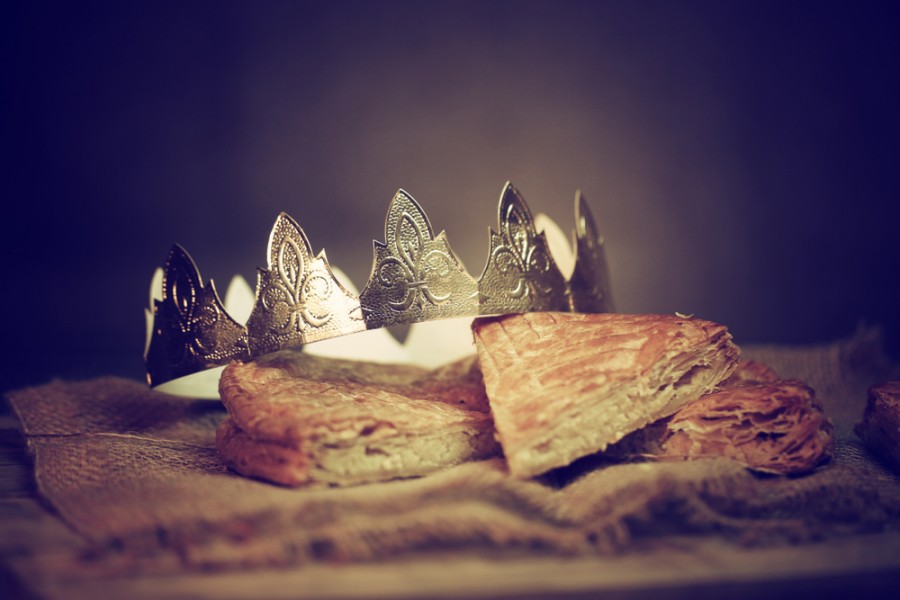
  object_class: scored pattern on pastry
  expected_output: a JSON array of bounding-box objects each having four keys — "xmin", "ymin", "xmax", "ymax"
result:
[
  {"xmin": 473, "ymin": 312, "xmax": 740, "ymax": 478},
  {"xmin": 147, "ymin": 182, "xmax": 614, "ymax": 386},
  {"xmin": 217, "ymin": 353, "xmax": 499, "ymax": 487}
]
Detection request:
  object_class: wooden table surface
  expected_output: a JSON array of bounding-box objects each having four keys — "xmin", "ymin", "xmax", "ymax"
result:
[{"xmin": 3, "ymin": 406, "xmax": 900, "ymax": 600}]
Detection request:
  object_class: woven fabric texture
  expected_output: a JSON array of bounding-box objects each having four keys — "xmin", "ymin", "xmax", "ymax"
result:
[{"xmin": 7, "ymin": 329, "xmax": 900, "ymax": 575}]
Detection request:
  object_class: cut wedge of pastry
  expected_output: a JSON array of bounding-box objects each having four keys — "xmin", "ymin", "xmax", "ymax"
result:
[
  {"xmin": 855, "ymin": 381, "xmax": 900, "ymax": 472},
  {"xmin": 472, "ymin": 312, "xmax": 740, "ymax": 478},
  {"xmin": 217, "ymin": 352, "xmax": 499, "ymax": 487},
  {"xmin": 652, "ymin": 380, "xmax": 834, "ymax": 474},
  {"xmin": 610, "ymin": 378, "xmax": 834, "ymax": 474}
]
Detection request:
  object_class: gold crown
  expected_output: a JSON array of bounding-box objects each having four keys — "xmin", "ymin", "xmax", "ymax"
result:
[{"xmin": 145, "ymin": 182, "xmax": 614, "ymax": 388}]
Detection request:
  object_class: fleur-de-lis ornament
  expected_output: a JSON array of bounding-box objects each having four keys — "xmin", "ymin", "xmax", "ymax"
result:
[
  {"xmin": 145, "ymin": 182, "xmax": 617, "ymax": 389},
  {"xmin": 145, "ymin": 244, "xmax": 249, "ymax": 386},
  {"xmin": 359, "ymin": 190, "xmax": 477, "ymax": 328},
  {"xmin": 246, "ymin": 213, "xmax": 364, "ymax": 355},
  {"xmin": 570, "ymin": 192, "xmax": 615, "ymax": 313},
  {"xmin": 477, "ymin": 183, "xmax": 569, "ymax": 314}
]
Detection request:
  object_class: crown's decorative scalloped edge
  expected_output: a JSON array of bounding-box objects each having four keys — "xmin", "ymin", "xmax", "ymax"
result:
[{"xmin": 146, "ymin": 182, "xmax": 614, "ymax": 387}]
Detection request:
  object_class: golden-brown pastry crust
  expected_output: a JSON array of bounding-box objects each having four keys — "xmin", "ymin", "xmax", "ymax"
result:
[
  {"xmin": 217, "ymin": 352, "xmax": 499, "ymax": 487},
  {"xmin": 854, "ymin": 381, "xmax": 900, "ymax": 472},
  {"xmin": 721, "ymin": 359, "xmax": 780, "ymax": 388},
  {"xmin": 217, "ymin": 417, "xmax": 312, "ymax": 486},
  {"xmin": 656, "ymin": 380, "xmax": 834, "ymax": 474},
  {"xmin": 472, "ymin": 312, "xmax": 740, "ymax": 478}
]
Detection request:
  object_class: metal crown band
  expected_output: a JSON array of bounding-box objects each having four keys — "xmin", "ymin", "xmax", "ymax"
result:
[{"xmin": 145, "ymin": 182, "xmax": 614, "ymax": 387}]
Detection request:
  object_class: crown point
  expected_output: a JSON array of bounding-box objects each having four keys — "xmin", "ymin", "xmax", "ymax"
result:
[
  {"xmin": 146, "ymin": 244, "xmax": 250, "ymax": 386},
  {"xmin": 361, "ymin": 187, "xmax": 477, "ymax": 329},
  {"xmin": 574, "ymin": 191, "xmax": 598, "ymax": 241},
  {"xmin": 570, "ymin": 191, "xmax": 614, "ymax": 314},
  {"xmin": 147, "ymin": 182, "xmax": 615, "ymax": 390}
]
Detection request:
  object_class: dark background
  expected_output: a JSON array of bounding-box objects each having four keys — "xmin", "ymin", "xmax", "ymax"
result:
[{"xmin": 3, "ymin": 0, "xmax": 898, "ymax": 394}]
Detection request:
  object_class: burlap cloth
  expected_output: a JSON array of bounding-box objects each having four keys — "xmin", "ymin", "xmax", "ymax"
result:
[{"xmin": 7, "ymin": 328, "xmax": 900, "ymax": 578}]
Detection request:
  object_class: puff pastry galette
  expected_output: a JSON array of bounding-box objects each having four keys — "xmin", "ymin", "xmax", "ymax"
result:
[
  {"xmin": 217, "ymin": 352, "xmax": 499, "ymax": 487},
  {"xmin": 472, "ymin": 312, "xmax": 740, "ymax": 478}
]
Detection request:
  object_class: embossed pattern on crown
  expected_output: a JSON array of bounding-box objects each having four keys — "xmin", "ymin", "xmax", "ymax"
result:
[
  {"xmin": 477, "ymin": 183, "xmax": 569, "ymax": 315},
  {"xmin": 145, "ymin": 182, "xmax": 615, "ymax": 387},
  {"xmin": 359, "ymin": 190, "xmax": 478, "ymax": 328},
  {"xmin": 246, "ymin": 213, "xmax": 365, "ymax": 356},
  {"xmin": 146, "ymin": 245, "xmax": 250, "ymax": 386}
]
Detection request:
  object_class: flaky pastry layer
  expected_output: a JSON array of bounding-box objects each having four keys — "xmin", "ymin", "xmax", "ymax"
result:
[
  {"xmin": 473, "ymin": 312, "xmax": 740, "ymax": 478},
  {"xmin": 218, "ymin": 353, "xmax": 499, "ymax": 487}
]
